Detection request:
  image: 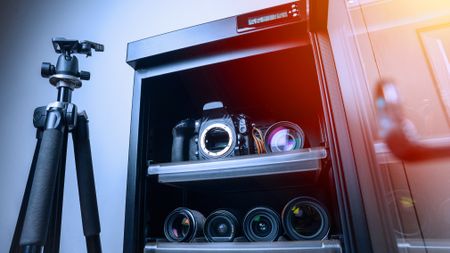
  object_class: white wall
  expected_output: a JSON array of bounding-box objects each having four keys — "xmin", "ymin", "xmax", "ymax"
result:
[{"xmin": 0, "ymin": 0, "xmax": 292, "ymax": 252}]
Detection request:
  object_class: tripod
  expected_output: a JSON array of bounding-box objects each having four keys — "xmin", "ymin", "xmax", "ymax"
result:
[{"xmin": 10, "ymin": 38, "xmax": 104, "ymax": 253}]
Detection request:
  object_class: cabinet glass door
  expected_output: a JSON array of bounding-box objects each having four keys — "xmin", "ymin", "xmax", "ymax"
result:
[{"xmin": 329, "ymin": 0, "xmax": 450, "ymax": 251}]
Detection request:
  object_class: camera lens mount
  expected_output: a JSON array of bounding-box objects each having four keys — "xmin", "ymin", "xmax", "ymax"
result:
[
  {"xmin": 199, "ymin": 122, "xmax": 235, "ymax": 159},
  {"xmin": 282, "ymin": 197, "xmax": 330, "ymax": 241}
]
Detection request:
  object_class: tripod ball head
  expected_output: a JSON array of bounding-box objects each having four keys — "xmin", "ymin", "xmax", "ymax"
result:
[{"xmin": 41, "ymin": 38, "xmax": 104, "ymax": 89}]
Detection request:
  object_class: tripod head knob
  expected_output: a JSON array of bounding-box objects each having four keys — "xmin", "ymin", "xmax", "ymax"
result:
[
  {"xmin": 79, "ymin": 71, "xmax": 90, "ymax": 81},
  {"xmin": 42, "ymin": 38, "xmax": 103, "ymax": 89},
  {"xmin": 41, "ymin": 62, "xmax": 56, "ymax": 78}
]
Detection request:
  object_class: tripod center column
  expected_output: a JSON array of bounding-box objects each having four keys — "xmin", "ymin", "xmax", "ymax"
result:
[{"xmin": 57, "ymin": 84, "xmax": 73, "ymax": 103}]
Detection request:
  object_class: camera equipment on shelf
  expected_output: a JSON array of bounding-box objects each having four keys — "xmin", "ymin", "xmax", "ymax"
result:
[
  {"xmin": 252, "ymin": 121, "xmax": 305, "ymax": 154},
  {"xmin": 204, "ymin": 209, "xmax": 240, "ymax": 242},
  {"xmin": 171, "ymin": 101, "xmax": 252, "ymax": 161},
  {"xmin": 171, "ymin": 101, "xmax": 307, "ymax": 161},
  {"xmin": 164, "ymin": 207, "xmax": 206, "ymax": 242},
  {"xmin": 281, "ymin": 197, "xmax": 330, "ymax": 241},
  {"xmin": 243, "ymin": 207, "xmax": 281, "ymax": 242}
]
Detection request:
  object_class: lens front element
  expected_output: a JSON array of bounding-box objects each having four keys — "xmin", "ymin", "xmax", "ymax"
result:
[
  {"xmin": 290, "ymin": 204, "xmax": 322, "ymax": 237},
  {"xmin": 243, "ymin": 207, "xmax": 280, "ymax": 242},
  {"xmin": 204, "ymin": 210, "xmax": 239, "ymax": 242},
  {"xmin": 282, "ymin": 197, "xmax": 329, "ymax": 240},
  {"xmin": 164, "ymin": 208, "xmax": 205, "ymax": 242},
  {"xmin": 251, "ymin": 215, "xmax": 273, "ymax": 238},
  {"xmin": 170, "ymin": 214, "xmax": 191, "ymax": 240},
  {"xmin": 265, "ymin": 121, "xmax": 305, "ymax": 153}
]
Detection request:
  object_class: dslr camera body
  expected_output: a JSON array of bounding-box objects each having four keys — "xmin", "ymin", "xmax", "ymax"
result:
[{"xmin": 171, "ymin": 101, "xmax": 252, "ymax": 161}]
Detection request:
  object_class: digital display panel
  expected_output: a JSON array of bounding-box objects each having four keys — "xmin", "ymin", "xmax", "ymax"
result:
[
  {"xmin": 248, "ymin": 11, "xmax": 289, "ymax": 26},
  {"xmin": 237, "ymin": 1, "xmax": 305, "ymax": 33}
]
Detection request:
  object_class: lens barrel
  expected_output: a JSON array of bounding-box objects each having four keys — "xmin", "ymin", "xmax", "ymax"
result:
[
  {"xmin": 204, "ymin": 209, "xmax": 240, "ymax": 242},
  {"xmin": 164, "ymin": 207, "xmax": 205, "ymax": 242},
  {"xmin": 243, "ymin": 207, "xmax": 281, "ymax": 242},
  {"xmin": 282, "ymin": 197, "xmax": 330, "ymax": 241}
]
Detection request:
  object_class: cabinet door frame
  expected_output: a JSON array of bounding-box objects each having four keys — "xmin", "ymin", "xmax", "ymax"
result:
[{"xmin": 323, "ymin": 0, "xmax": 403, "ymax": 252}]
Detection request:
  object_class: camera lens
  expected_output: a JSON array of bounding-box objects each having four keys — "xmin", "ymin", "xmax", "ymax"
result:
[
  {"xmin": 204, "ymin": 210, "xmax": 239, "ymax": 242},
  {"xmin": 282, "ymin": 197, "xmax": 329, "ymax": 240},
  {"xmin": 164, "ymin": 207, "xmax": 205, "ymax": 242},
  {"xmin": 264, "ymin": 121, "xmax": 305, "ymax": 153},
  {"xmin": 243, "ymin": 207, "xmax": 281, "ymax": 242},
  {"xmin": 200, "ymin": 122, "xmax": 235, "ymax": 158}
]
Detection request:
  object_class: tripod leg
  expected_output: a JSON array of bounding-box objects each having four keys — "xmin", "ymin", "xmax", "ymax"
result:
[
  {"xmin": 44, "ymin": 130, "xmax": 69, "ymax": 253},
  {"xmin": 10, "ymin": 131, "xmax": 43, "ymax": 253},
  {"xmin": 72, "ymin": 112, "xmax": 102, "ymax": 253},
  {"xmin": 20, "ymin": 127, "xmax": 64, "ymax": 252}
]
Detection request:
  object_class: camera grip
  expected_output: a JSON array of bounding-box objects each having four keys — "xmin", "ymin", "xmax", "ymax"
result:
[
  {"xmin": 171, "ymin": 135, "xmax": 186, "ymax": 162},
  {"xmin": 171, "ymin": 119, "xmax": 196, "ymax": 162}
]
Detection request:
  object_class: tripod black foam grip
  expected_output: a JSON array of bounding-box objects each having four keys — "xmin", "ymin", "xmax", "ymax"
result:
[
  {"xmin": 72, "ymin": 114, "xmax": 102, "ymax": 241},
  {"xmin": 20, "ymin": 129, "xmax": 63, "ymax": 246}
]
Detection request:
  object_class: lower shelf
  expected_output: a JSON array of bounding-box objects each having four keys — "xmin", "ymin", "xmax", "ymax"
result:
[
  {"xmin": 397, "ymin": 239, "xmax": 450, "ymax": 253},
  {"xmin": 144, "ymin": 240, "xmax": 342, "ymax": 253}
]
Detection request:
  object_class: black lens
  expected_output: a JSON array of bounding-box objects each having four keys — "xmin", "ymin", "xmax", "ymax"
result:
[
  {"xmin": 164, "ymin": 208, "xmax": 205, "ymax": 242},
  {"xmin": 282, "ymin": 197, "xmax": 329, "ymax": 240},
  {"xmin": 243, "ymin": 207, "xmax": 280, "ymax": 242},
  {"xmin": 204, "ymin": 210, "xmax": 239, "ymax": 242},
  {"xmin": 205, "ymin": 127, "xmax": 230, "ymax": 152}
]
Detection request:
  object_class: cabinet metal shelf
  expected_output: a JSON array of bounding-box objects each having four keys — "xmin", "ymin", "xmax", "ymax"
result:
[
  {"xmin": 147, "ymin": 147, "xmax": 327, "ymax": 184},
  {"xmin": 144, "ymin": 240, "xmax": 342, "ymax": 253}
]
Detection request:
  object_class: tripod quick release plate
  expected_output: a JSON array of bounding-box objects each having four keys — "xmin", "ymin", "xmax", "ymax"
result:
[{"xmin": 52, "ymin": 38, "xmax": 104, "ymax": 57}]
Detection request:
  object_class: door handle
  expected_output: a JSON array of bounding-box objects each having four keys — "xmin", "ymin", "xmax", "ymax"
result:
[{"xmin": 375, "ymin": 80, "xmax": 450, "ymax": 161}]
